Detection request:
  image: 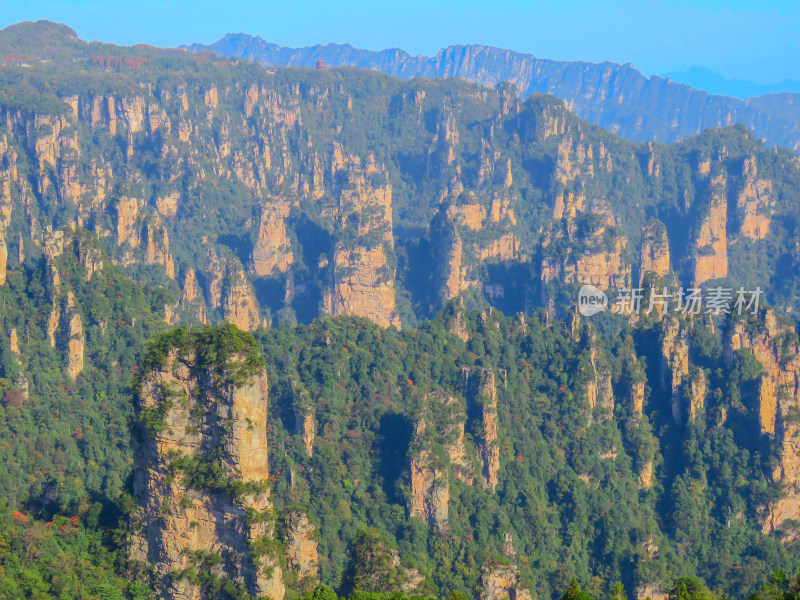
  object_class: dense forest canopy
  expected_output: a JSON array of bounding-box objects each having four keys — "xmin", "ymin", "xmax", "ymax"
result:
[{"xmin": 0, "ymin": 19, "xmax": 798, "ymax": 600}]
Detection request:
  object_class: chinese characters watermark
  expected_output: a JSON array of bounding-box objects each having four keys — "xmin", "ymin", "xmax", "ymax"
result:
[{"xmin": 578, "ymin": 286, "xmax": 763, "ymax": 317}]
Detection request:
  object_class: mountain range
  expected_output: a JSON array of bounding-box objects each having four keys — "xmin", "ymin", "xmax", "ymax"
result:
[
  {"xmin": 664, "ymin": 66, "xmax": 800, "ymax": 100},
  {"xmin": 184, "ymin": 34, "xmax": 800, "ymax": 152},
  {"xmin": 1, "ymin": 19, "xmax": 800, "ymax": 600}
]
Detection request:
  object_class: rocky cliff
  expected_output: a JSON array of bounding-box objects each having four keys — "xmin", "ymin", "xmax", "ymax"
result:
[
  {"xmin": 283, "ymin": 510, "xmax": 320, "ymax": 591},
  {"xmin": 322, "ymin": 155, "xmax": 401, "ymax": 328},
  {"xmin": 131, "ymin": 326, "xmax": 284, "ymax": 600},
  {"xmin": 2, "ymin": 24, "xmax": 800, "ymax": 327},
  {"xmin": 639, "ymin": 220, "xmax": 671, "ymax": 285},
  {"xmin": 541, "ymin": 194, "xmax": 630, "ymax": 292},
  {"xmin": 692, "ymin": 173, "xmax": 729, "ymax": 285},
  {"xmin": 187, "ymin": 35, "xmax": 800, "ymax": 150},
  {"xmin": 251, "ymin": 202, "xmax": 294, "ymax": 277},
  {"xmin": 661, "ymin": 318, "xmax": 690, "ymax": 424},
  {"xmin": 725, "ymin": 310, "xmax": 800, "ymax": 537},
  {"xmin": 407, "ymin": 389, "xmax": 475, "ymax": 529},
  {"xmin": 408, "ymin": 418, "xmax": 450, "ymax": 530},
  {"xmin": 461, "ymin": 368, "xmax": 501, "ymax": 490}
]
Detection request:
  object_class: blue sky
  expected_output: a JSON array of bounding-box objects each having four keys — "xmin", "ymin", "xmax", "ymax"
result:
[{"xmin": 1, "ymin": 0, "xmax": 798, "ymax": 83}]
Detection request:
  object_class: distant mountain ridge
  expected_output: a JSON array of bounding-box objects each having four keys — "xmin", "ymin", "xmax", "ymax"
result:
[
  {"xmin": 184, "ymin": 33, "xmax": 800, "ymax": 151},
  {"xmin": 664, "ymin": 66, "xmax": 800, "ymax": 99}
]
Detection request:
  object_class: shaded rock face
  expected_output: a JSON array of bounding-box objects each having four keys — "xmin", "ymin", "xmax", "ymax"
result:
[
  {"xmin": 131, "ymin": 343, "xmax": 284, "ymax": 600},
  {"xmin": 726, "ymin": 311, "xmax": 800, "ymax": 537},
  {"xmin": 461, "ymin": 368, "xmax": 501, "ymax": 490},
  {"xmin": 661, "ymin": 318, "xmax": 690, "ymax": 424},
  {"xmin": 639, "ymin": 221, "xmax": 671, "ymax": 284},
  {"xmin": 323, "ymin": 157, "xmax": 401, "ymax": 328}
]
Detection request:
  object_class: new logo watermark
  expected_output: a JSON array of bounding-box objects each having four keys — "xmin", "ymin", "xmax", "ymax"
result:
[
  {"xmin": 578, "ymin": 285, "xmax": 609, "ymax": 316},
  {"xmin": 577, "ymin": 286, "xmax": 763, "ymax": 317}
]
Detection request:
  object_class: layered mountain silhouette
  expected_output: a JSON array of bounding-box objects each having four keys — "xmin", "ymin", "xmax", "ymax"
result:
[
  {"xmin": 184, "ymin": 34, "xmax": 800, "ymax": 151},
  {"xmin": 664, "ymin": 66, "xmax": 800, "ymax": 99}
]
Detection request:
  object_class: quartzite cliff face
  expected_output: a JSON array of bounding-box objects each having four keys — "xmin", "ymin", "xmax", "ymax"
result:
[
  {"xmin": 726, "ymin": 311, "xmax": 800, "ymax": 537},
  {"xmin": 322, "ymin": 154, "xmax": 401, "ymax": 328},
  {"xmin": 3, "ymin": 26, "xmax": 800, "ymax": 332},
  {"xmin": 131, "ymin": 328, "xmax": 319, "ymax": 599},
  {"xmin": 132, "ymin": 334, "xmax": 283, "ymax": 600}
]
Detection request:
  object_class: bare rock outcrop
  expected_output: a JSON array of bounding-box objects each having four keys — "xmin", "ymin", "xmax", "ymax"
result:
[
  {"xmin": 131, "ymin": 327, "xmax": 284, "ymax": 600},
  {"xmin": 296, "ymin": 411, "xmax": 315, "ymax": 457},
  {"xmin": 692, "ymin": 173, "xmax": 728, "ymax": 285},
  {"xmin": 407, "ymin": 389, "xmax": 474, "ymax": 528},
  {"xmin": 479, "ymin": 560, "xmax": 532, "ymax": 600},
  {"xmin": 223, "ymin": 264, "xmax": 261, "ymax": 332},
  {"xmin": 687, "ymin": 368, "xmax": 707, "ymax": 421},
  {"xmin": 541, "ymin": 194, "xmax": 630, "ymax": 290},
  {"xmin": 639, "ymin": 220, "xmax": 671, "ymax": 284},
  {"xmin": 661, "ymin": 318, "xmax": 690, "ymax": 424},
  {"xmin": 65, "ymin": 309, "xmax": 85, "ymax": 379},
  {"xmin": 461, "ymin": 368, "xmax": 501, "ymax": 490},
  {"xmin": 251, "ymin": 201, "xmax": 293, "ymax": 276},
  {"xmin": 144, "ymin": 218, "xmax": 176, "ymax": 279},
  {"xmin": 180, "ymin": 268, "xmax": 207, "ymax": 323},
  {"xmin": 77, "ymin": 236, "xmax": 105, "ymax": 282},
  {"xmin": 735, "ymin": 155, "xmax": 773, "ymax": 240},
  {"xmin": 115, "ymin": 195, "xmax": 143, "ymax": 248},
  {"xmin": 0, "ymin": 139, "xmax": 14, "ymax": 286},
  {"xmin": 408, "ymin": 418, "xmax": 450, "ymax": 530},
  {"xmin": 284, "ymin": 511, "xmax": 320, "ymax": 588},
  {"xmin": 344, "ymin": 530, "xmax": 425, "ymax": 595},
  {"xmin": 323, "ymin": 156, "xmax": 401, "ymax": 328},
  {"xmin": 726, "ymin": 310, "xmax": 800, "ymax": 537},
  {"xmin": 8, "ymin": 328, "xmax": 19, "ymax": 355}
]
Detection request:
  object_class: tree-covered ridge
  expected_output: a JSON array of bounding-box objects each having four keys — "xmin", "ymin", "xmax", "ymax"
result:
[
  {"xmin": 1, "ymin": 20, "xmax": 800, "ymax": 333},
  {"xmin": 252, "ymin": 304, "xmax": 800, "ymax": 600},
  {"xmin": 0, "ymin": 229, "xmax": 170, "ymax": 510},
  {"xmin": 0, "ymin": 283, "xmax": 799, "ymax": 599},
  {"xmin": 185, "ymin": 33, "xmax": 800, "ymax": 150},
  {"xmin": 0, "ymin": 19, "xmax": 800, "ymax": 600}
]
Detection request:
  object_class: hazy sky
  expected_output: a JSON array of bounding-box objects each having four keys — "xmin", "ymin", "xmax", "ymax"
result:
[{"xmin": 1, "ymin": 0, "xmax": 798, "ymax": 83}]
